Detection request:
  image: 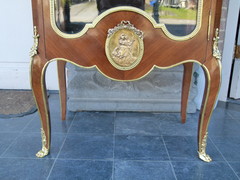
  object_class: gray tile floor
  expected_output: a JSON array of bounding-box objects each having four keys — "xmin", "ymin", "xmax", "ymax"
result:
[{"xmin": 0, "ymin": 93, "xmax": 240, "ymax": 180}]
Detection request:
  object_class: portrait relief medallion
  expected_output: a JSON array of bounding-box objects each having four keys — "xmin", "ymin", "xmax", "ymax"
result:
[{"xmin": 105, "ymin": 21, "xmax": 144, "ymax": 71}]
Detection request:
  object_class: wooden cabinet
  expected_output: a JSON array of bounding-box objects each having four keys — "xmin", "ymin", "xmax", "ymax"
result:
[{"xmin": 30, "ymin": 0, "xmax": 223, "ymax": 162}]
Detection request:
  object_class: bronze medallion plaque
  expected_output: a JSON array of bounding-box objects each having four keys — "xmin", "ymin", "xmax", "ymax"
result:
[{"xmin": 105, "ymin": 21, "xmax": 144, "ymax": 71}]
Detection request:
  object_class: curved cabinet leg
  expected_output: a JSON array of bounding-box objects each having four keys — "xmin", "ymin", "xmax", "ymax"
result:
[
  {"xmin": 30, "ymin": 55, "xmax": 50, "ymax": 158},
  {"xmin": 198, "ymin": 59, "xmax": 221, "ymax": 162},
  {"xmin": 181, "ymin": 63, "xmax": 193, "ymax": 123},
  {"xmin": 57, "ymin": 61, "xmax": 67, "ymax": 120}
]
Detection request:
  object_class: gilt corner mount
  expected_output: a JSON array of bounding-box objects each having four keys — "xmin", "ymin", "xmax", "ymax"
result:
[
  {"xmin": 30, "ymin": 26, "xmax": 39, "ymax": 58},
  {"xmin": 213, "ymin": 28, "xmax": 222, "ymax": 61}
]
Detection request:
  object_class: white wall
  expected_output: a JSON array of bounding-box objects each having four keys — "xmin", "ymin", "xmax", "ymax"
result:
[{"xmin": 0, "ymin": 0, "xmax": 58, "ymax": 90}]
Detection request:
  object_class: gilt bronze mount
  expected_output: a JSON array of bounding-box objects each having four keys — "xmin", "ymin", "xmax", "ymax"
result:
[{"xmin": 105, "ymin": 21, "xmax": 144, "ymax": 71}]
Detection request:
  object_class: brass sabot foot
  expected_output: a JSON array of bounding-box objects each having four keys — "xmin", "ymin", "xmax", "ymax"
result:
[
  {"xmin": 36, "ymin": 147, "xmax": 49, "ymax": 158},
  {"xmin": 198, "ymin": 151, "xmax": 212, "ymax": 162}
]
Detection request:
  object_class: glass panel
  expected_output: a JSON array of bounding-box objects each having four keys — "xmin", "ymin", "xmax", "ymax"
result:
[{"xmin": 55, "ymin": 0, "xmax": 199, "ymax": 36}]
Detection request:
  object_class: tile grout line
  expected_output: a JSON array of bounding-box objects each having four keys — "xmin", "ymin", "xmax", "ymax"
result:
[
  {"xmin": 21, "ymin": 113, "xmax": 39, "ymax": 133},
  {"xmin": 0, "ymin": 133, "xmax": 22, "ymax": 158},
  {"xmin": 209, "ymin": 137, "xmax": 240, "ymax": 180},
  {"xmin": 226, "ymin": 110, "xmax": 236, "ymax": 120},
  {"xmin": 0, "ymin": 114, "xmax": 36, "ymax": 158},
  {"xmin": 112, "ymin": 111, "xmax": 116, "ymax": 180},
  {"xmin": 0, "ymin": 156, "xmax": 55, "ymax": 160},
  {"xmin": 46, "ymin": 112, "xmax": 77, "ymax": 180},
  {"xmin": 161, "ymin": 136, "xmax": 178, "ymax": 180},
  {"xmin": 66, "ymin": 112, "xmax": 77, "ymax": 136},
  {"xmin": 54, "ymin": 157, "xmax": 176, "ymax": 163}
]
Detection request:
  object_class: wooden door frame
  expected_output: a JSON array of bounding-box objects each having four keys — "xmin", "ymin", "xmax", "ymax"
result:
[
  {"xmin": 218, "ymin": 0, "xmax": 240, "ymax": 101},
  {"xmin": 229, "ymin": 21, "xmax": 240, "ymax": 99}
]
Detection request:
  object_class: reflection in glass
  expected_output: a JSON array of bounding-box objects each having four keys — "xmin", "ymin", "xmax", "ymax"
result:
[{"xmin": 55, "ymin": 0, "xmax": 198, "ymax": 36}]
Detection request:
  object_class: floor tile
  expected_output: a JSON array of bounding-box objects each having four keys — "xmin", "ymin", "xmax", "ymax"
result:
[
  {"xmin": 2, "ymin": 133, "xmax": 66, "ymax": 159},
  {"xmin": 115, "ymin": 135, "xmax": 169, "ymax": 161},
  {"xmin": 224, "ymin": 102, "xmax": 240, "ymax": 110},
  {"xmin": 211, "ymin": 105, "xmax": 233, "ymax": 121},
  {"xmin": 58, "ymin": 134, "xmax": 113, "ymax": 159},
  {"xmin": 23, "ymin": 111, "xmax": 75, "ymax": 133},
  {"xmin": 0, "ymin": 158, "xmax": 54, "ymax": 180},
  {"xmin": 49, "ymin": 159, "xmax": 113, "ymax": 180},
  {"xmin": 172, "ymin": 161, "xmax": 239, "ymax": 180},
  {"xmin": 48, "ymin": 93, "xmax": 60, "ymax": 99},
  {"xmin": 211, "ymin": 136, "xmax": 240, "ymax": 161},
  {"xmin": 0, "ymin": 113, "xmax": 35, "ymax": 132},
  {"xmin": 48, "ymin": 103, "xmax": 61, "ymax": 115},
  {"xmin": 41, "ymin": 93, "xmax": 72, "ymax": 120},
  {"xmin": 158, "ymin": 113, "xmax": 199, "ymax": 136},
  {"xmin": 0, "ymin": 133, "xmax": 19, "ymax": 156},
  {"xmin": 227, "ymin": 109, "xmax": 240, "ymax": 120},
  {"xmin": 163, "ymin": 136, "xmax": 224, "ymax": 161},
  {"xmin": 209, "ymin": 118, "xmax": 240, "ymax": 137},
  {"xmin": 220, "ymin": 102, "xmax": 240, "ymax": 120},
  {"xmin": 228, "ymin": 162, "xmax": 240, "ymax": 178},
  {"xmin": 0, "ymin": 92, "xmax": 239, "ymax": 179},
  {"xmin": 154, "ymin": 112, "xmax": 200, "ymax": 122},
  {"xmin": 114, "ymin": 160, "xmax": 176, "ymax": 180},
  {"xmin": 48, "ymin": 96, "xmax": 61, "ymax": 111},
  {"xmin": 115, "ymin": 112, "xmax": 162, "ymax": 136},
  {"xmin": 69, "ymin": 112, "xmax": 114, "ymax": 134}
]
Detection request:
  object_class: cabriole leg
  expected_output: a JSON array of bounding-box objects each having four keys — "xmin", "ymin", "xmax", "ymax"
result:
[
  {"xmin": 30, "ymin": 55, "xmax": 51, "ymax": 158},
  {"xmin": 198, "ymin": 59, "xmax": 221, "ymax": 162},
  {"xmin": 57, "ymin": 60, "xmax": 67, "ymax": 120},
  {"xmin": 181, "ymin": 63, "xmax": 194, "ymax": 123}
]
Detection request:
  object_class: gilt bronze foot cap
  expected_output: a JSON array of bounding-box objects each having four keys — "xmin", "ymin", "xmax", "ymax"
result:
[
  {"xmin": 36, "ymin": 147, "xmax": 49, "ymax": 158},
  {"xmin": 198, "ymin": 151, "xmax": 212, "ymax": 162}
]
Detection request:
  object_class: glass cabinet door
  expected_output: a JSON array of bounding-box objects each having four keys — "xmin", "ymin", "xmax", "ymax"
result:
[{"xmin": 54, "ymin": 0, "xmax": 200, "ymax": 37}]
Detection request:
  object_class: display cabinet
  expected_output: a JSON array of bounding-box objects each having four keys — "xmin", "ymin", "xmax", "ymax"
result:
[{"xmin": 30, "ymin": 0, "xmax": 223, "ymax": 162}]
